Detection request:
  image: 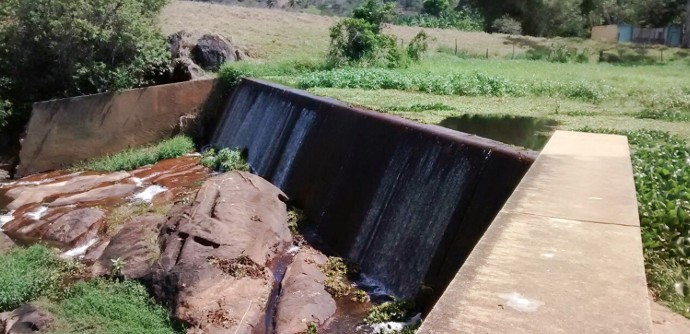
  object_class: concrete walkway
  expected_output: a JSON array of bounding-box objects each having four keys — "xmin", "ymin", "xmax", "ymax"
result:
[{"xmin": 419, "ymin": 131, "xmax": 653, "ymax": 333}]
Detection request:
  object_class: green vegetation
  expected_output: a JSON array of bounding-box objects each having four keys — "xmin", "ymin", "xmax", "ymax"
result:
[
  {"xmin": 637, "ymin": 93, "xmax": 690, "ymax": 122},
  {"xmin": 305, "ymin": 322, "xmax": 318, "ymax": 334},
  {"xmin": 0, "ymin": 245, "xmax": 68, "ymax": 311},
  {"xmin": 578, "ymin": 129, "xmax": 690, "ymax": 316},
  {"xmin": 75, "ymin": 136, "xmax": 194, "ymax": 172},
  {"xmin": 526, "ymin": 44, "xmax": 590, "ymax": 64},
  {"xmin": 298, "ymin": 68, "xmax": 612, "ymax": 103},
  {"xmin": 200, "ymin": 148, "xmax": 251, "ymax": 172},
  {"xmin": 364, "ymin": 299, "xmax": 415, "ymax": 324},
  {"xmin": 46, "ymin": 279, "xmax": 183, "ymax": 334},
  {"xmin": 385, "ymin": 103, "xmax": 454, "ymax": 112},
  {"xmin": 322, "ymin": 257, "xmax": 352, "ymax": 298},
  {"xmin": 0, "ymin": 0, "xmax": 170, "ymax": 133},
  {"xmin": 395, "ymin": 8, "xmax": 484, "ymax": 31}
]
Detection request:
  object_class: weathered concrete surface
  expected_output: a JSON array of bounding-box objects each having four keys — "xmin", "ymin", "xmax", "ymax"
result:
[
  {"xmin": 419, "ymin": 131, "xmax": 653, "ymax": 333},
  {"xmin": 651, "ymin": 301, "xmax": 690, "ymax": 334},
  {"xmin": 17, "ymin": 79, "xmax": 223, "ymax": 177}
]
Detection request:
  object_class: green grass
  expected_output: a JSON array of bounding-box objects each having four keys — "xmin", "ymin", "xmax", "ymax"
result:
[
  {"xmin": 0, "ymin": 245, "xmax": 67, "ymax": 311},
  {"xmin": 75, "ymin": 136, "xmax": 195, "ymax": 172},
  {"xmin": 46, "ymin": 279, "xmax": 183, "ymax": 334},
  {"xmin": 200, "ymin": 147, "xmax": 250, "ymax": 172}
]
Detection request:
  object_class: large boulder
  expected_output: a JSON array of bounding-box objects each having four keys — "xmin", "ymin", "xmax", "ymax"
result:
[
  {"xmin": 167, "ymin": 30, "xmax": 194, "ymax": 59},
  {"xmin": 170, "ymin": 57, "xmax": 205, "ymax": 82},
  {"xmin": 275, "ymin": 247, "xmax": 337, "ymax": 334},
  {"xmin": 153, "ymin": 171, "xmax": 292, "ymax": 333},
  {"xmin": 93, "ymin": 214, "xmax": 165, "ymax": 279},
  {"xmin": 3, "ymin": 207, "xmax": 104, "ymax": 248},
  {"xmin": 0, "ymin": 304, "xmax": 54, "ymax": 334},
  {"xmin": 191, "ymin": 34, "xmax": 244, "ymax": 71}
]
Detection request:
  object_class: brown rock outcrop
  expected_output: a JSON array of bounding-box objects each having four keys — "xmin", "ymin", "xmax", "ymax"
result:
[
  {"xmin": 48, "ymin": 183, "xmax": 137, "ymax": 207},
  {"xmin": 192, "ymin": 34, "xmax": 243, "ymax": 71},
  {"xmin": 275, "ymin": 247, "xmax": 337, "ymax": 334},
  {"xmin": 42, "ymin": 208, "xmax": 105, "ymax": 247},
  {"xmin": 0, "ymin": 304, "xmax": 54, "ymax": 334},
  {"xmin": 153, "ymin": 171, "xmax": 292, "ymax": 334},
  {"xmin": 93, "ymin": 214, "xmax": 165, "ymax": 279}
]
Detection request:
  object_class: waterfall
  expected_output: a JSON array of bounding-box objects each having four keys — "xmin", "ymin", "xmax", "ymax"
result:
[{"xmin": 211, "ymin": 78, "xmax": 534, "ymax": 299}]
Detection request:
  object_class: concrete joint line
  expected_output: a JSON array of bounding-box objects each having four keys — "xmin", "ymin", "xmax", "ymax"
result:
[{"xmin": 502, "ymin": 210, "xmax": 639, "ymax": 229}]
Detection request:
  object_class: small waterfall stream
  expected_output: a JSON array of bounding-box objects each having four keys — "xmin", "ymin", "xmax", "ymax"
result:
[{"xmin": 211, "ymin": 79, "xmax": 534, "ymax": 300}]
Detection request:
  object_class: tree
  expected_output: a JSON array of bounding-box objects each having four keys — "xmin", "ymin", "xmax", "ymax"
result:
[
  {"xmin": 422, "ymin": 0, "xmax": 450, "ymax": 16},
  {"xmin": 0, "ymin": 0, "xmax": 170, "ymax": 130}
]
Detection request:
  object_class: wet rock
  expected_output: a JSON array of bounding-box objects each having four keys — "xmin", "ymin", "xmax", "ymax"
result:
[
  {"xmin": 0, "ymin": 232, "xmax": 16, "ymax": 255},
  {"xmin": 3, "ymin": 207, "xmax": 103, "ymax": 248},
  {"xmin": 93, "ymin": 215, "xmax": 165, "ymax": 279},
  {"xmin": 275, "ymin": 247, "xmax": 336, "ymax": 334},
  {"xmin": 48, "ymin": 183, "xmax": 137, "ymax": 207},
  {"xmin": 192, "ymin": 34, "xmax": 242, "ymax": 71},
  {"xmin": 6, "ymin": 172, "xmax": 130, "ymax": 210},
  {"xmin": 42, "ymin": 208, "xmax": 105, "ymax": 247},
  {"xmin": 0, "ymin": 304, "xmax": 53, "ymax": 334},
  {"xmin": 153, "ymin": 172, "xmax": 292, "ymax": 333}
]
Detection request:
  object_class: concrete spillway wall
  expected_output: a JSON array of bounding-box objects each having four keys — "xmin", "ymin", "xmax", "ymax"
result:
[{"xmin": 211, "ymin": 78, "xmax": 535, "ymax": 299}]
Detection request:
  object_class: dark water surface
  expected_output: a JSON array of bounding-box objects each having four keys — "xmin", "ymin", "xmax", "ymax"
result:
[{"xmin": 438, "ymin": 114, "xmax": 559, "ymax": 150}]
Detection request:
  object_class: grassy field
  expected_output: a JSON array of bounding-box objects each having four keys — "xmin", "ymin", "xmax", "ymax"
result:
[{"xmin": 164, "ymin": 0, "xmax": 690, "ymax": 318}]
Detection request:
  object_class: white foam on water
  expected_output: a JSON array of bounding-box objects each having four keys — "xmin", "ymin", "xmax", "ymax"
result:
[
  {"xmin": 0, "ymin": 210, "xmax": 14, "ymax": 229},
  {"xmin": 356, "ymin": 274, "xmax": 396, "ymax": 301},
  {"xmin": 132, "ymin": 185, "xmax": 167, "ymax": 203},
  {"xmin": 498, "ymin": 292, "xmax": 544, "ymax": 312},
  {"xmin": 62, "ymin": 238, "xmax": 99, "ymax": 258},
  {"xmin": 130, "ymin": 177, "xmax": 144, "ymax": 187},
  {"xmin": 362, "ymin": 313, "xmax": 422, "ymax": 334},
  {"xmin": 287, "ymin": 245, "xmax": 301, "ymax": 255},
  {"xmin": 24, "ymin": 206, "xmax": 48, "ymax": 220}
]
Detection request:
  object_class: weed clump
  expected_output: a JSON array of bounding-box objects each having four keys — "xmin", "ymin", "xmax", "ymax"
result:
[
  {"xmin": 636, "ymin": 93, "xmax": 690, "ymax": 122},
  {"xmin": 75, "ymin": 136, "xmax": 195, "ymax": 172},
  {"xmin": 364, "ymin": 299, "xmax": 416, "ymax": 324},
  {"xmin": 322, "ymin": 257, "xmax": 351, "ymax": 298},
  {"xmin": 386, "ymin": 103, "xmax": 454, "ymax": 112},
  {"xmin": 200, "ymin": 148, "xmax": 250, "ymax": 172},
  {"xmin": 208, "ymin": 256, "xmax": 265, "ymax": 279}
]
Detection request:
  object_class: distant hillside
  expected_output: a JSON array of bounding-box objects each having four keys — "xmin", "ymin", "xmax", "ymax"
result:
[
  {"xmin": 186, "ymin": 0, "xmax": 422, "ymax": 17},
  {"xmin": 161, "ymin": 1, "xmax": 615, "ymax": 61}
]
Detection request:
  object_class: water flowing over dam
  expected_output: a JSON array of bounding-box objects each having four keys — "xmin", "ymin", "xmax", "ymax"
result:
[{"xmin": 210, "ymin": 78, "xmax": 534, "ymax": 300}]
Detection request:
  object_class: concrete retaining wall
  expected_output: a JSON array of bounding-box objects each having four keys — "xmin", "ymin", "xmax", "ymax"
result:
[
  {"xmin": 17, "ymin": 79, "xmax": 225, "ymax": 177},
  {"xmin": 211, "ymin": 78, "xmax": 535, "ymax": 299}
]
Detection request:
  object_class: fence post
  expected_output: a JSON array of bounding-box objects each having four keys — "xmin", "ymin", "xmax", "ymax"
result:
[
  {"xmin": 486, "ymin": 48, "xmax": 489, "ymax": 59},
  {"xmin": 455, "ymin": 39, "xmax": 458, "ymax": 55},
  {"xmin": 512, "ymin": 44, "xmax": 515, "ymax": 59},
  {"xmin": 660, "ymin": 49, "xmax": 664, "ymax": 61}
]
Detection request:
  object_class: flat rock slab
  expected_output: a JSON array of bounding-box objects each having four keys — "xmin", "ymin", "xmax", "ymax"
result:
[
  {"xmin": 275, "ymin": 247, "xmax": 336, "ymax": 334},
  {"xmin": 650, "ymin": 301, "xmax": 690, "ymax": 334},
  {"xmin": 419, "ymin": 131, "xmax": 653, "ymax": 334}
]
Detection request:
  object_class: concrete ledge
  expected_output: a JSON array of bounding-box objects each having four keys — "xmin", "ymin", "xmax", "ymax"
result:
[{"xmin": 419, "ymin": 130, "xmax": 652, "ymax": 333}]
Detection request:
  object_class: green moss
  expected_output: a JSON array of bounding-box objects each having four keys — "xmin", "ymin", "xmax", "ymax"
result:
[{"xmin": 364, "ymin": 299, "xmax": 415, "ymax": 324}]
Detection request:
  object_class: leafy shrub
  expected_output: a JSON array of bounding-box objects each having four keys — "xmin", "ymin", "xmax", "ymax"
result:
[
  {"xmin": 395, "ymin": 11, "xmax": 484, "ymax": 31},
  {"xmin": 636, "ymin": 93, "xmax": 690, "ymax": 122},
  {"xmin": 76, "ymin": 136, "xmax": 195, "ymax": 172},
  {"xmin": 527, "ymin": 45, "xmax": 589, "ymax": 64},
  {"xmin": 200, "ymin": 148, "xmax": 251, "ymax": 172},
  {"xmin": 48, "ymin": 279, "xmax": 183, "ymax": 334},
  {"xmin": 491, "ymin": 15, "xmax": 522, "ymax": 35},
  {"xmin": 406, "ymin": 31, "xmax": 430, "ymax": 61},
  {"xmin": 422, "ymin": 0, "xmax": 449, "ymax": 16},
  {"xmin": 0, "ymin": 245, "xmax": 65, "ymax": 311},
  {"xmin": 0, "ymin": 98, "xmax": 10, "ymax": 129},
  {"xmin": 0, "ymin": 0, "xmax": 170, "ymax": 128}
]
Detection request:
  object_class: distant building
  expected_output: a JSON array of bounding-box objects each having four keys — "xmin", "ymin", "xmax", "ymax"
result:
[{"xmin": 591, "ymin": 24, "xmax": 684, "ymax": 47}]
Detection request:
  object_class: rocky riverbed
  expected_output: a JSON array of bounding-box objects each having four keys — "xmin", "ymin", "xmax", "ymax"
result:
[{"xmin": 0, "ymin": 156, "xmax": 416, "ymax": 334}]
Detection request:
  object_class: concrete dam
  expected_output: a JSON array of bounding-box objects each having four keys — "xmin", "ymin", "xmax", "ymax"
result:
[
  {"xmin": 10, "ymin": 77, "xmax": 652, "ymax": 332},
  {"xmin": 211, "ymin": 78, "xmax": 534, "ymax": 300}
]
